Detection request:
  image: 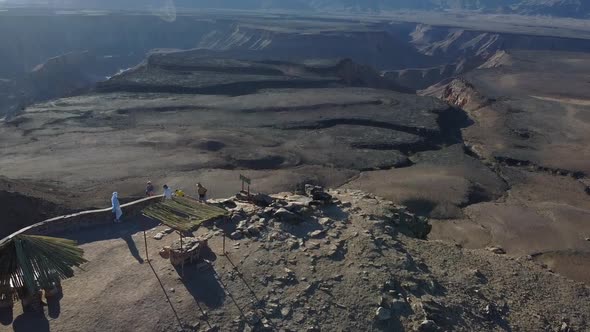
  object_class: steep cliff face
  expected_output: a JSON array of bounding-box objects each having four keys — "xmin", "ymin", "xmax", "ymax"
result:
[
  {"xmin": 0, "ymin": 14, "xmax": 223, "ymax": 78},
  {"xmin": 1, "ymin": 51, "xmax": 135, "ymax": 118},
  {"xmin": 312, "ymin": 58, "xmax": 416, "ymax": 93},
  {"xmin": 383, "ymin": 60, "xmax": 474, "ymax": 90},
  {"xmin": 3, "ymin": 13, "xmax": 590, "ymax": 116},
  {"xmin": 516, "ymin": 0, "xmax": 590, "ymax": 18},
  {"xmin": 98, "ymin": 53, "xmax": 413, "ymax": 94},
  {"xmin": 198, "ymin": 24, "xmax": 275, "ymax": 51},
  {"xmin": 197, "ymin": 24, "xmax": 434, "ymax": 70},
  {"xmin": 411, "ymin": 24, "xmax": 503, "ymax": 60},
  {"xmin": 383, "ymin": 24, "xmax": 590, "ymax": 89},
  {"xmin": 26, "ymin": 52, "xmax": 103, "ymax": 99},
  {"xmin": 438, "ymin": 78, "xmax": 489, "ymax": 110}
]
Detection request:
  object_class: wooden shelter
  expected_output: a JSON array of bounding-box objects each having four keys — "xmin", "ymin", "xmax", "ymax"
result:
[
  {"xmin": 0, "ymin": 234, "xmax": 86, "ymax": 309},
  {"xmin": 142, "ymin": 196, "xmax": 228, "ymax": 233},
  {"xmin": 142, "ymin": 196, "xmax": 228, "ymax": 269}
]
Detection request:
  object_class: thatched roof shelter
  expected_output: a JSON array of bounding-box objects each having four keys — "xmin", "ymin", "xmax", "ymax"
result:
[
  {"xmin": 142, "ymin": 196, "xmax": 228, "ymax": 233},
  {"xmin": 0, "ymin": 235, "xmax": 86, "ymax": 301}
]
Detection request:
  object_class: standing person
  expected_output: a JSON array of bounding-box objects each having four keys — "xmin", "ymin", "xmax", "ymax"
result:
[
  {"xmin": 146, "ymin": 181, "xmax": 155, "ymax": 196},
  {"xmin": 111, "ymin": 192, "xmax": 123, "ymax": 223},
  {"xmin": 196, "ymin": 183, "xmax": 208, "ymax": 202},
  {"xmin": 163, "ymin": 184, "xmax": 173, "ymax": 200}
]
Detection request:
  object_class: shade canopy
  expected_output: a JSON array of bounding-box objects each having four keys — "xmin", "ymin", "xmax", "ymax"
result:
[
  {"xmin": 0, "ymin": 235, "xmax": 86, "ymax": 300},
  {"xmin": 142, "ymin": 196, "xmax": 228, "ymax": 232}
]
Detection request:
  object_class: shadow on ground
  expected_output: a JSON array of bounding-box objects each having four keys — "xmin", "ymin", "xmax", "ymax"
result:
[
  {"xmin": 122, "ymin": 233, "xmax": 144, "ymax": 264},
  {"xmin": 322, "ymin": 204, "xmax": 349, "ymax": 222},
  {"xmin": 57, "ymin": 215, "xmax": 158, "ymax": 263},
  {"xmin": 401, "ymin": 198, "xmax": 437, "ymax": 217},
  {"xmin": 199, "ymin": 246, "xmax": 218, "ymax": 262},
  {"xmin": 47, "ymin": 291, "xmax": 63, "ymax": 319},
  {"xmin": 12, "ymin": 311, "xmax": 49, "ymax": 332},
  {"xmin": 58, "ymin": 215, "xmax": 159, "ymax": 244},
  {"xmin": 0, "ymin": 306, "xmax": 13, "ymax": 326},
  {"xmin": 174, "ymin": 264, "xmax": 225, "ymax": 308},
  {"xmin": 280, "ymin": 217, "xmax": 323, "ymax": 238}
]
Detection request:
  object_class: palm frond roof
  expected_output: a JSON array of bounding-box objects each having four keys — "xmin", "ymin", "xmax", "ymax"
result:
[
  {"xmin": 0, "ymin": 235, "xmax": 86, "ymax": 300},
  {"xmin": 142, "ymin": 196, "xmax": 228, "ymax": 232}
]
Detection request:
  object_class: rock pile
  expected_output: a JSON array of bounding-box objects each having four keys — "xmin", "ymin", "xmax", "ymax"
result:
[
  {"xmin": 175, "ymin": 186, "xmax": 589, "ymax": 332},
  {"xmin": 220, "ymin": 185, "xmax": 347, "ymax": 241},
  {"xmin": 219, "ymin": 185, "xmax": 434, "ymax": 244}
]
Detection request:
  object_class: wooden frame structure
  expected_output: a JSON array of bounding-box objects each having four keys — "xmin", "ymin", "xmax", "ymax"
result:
[{"xmin": 141, "ymin": 196, "xmax": 228, "ymax": 269}]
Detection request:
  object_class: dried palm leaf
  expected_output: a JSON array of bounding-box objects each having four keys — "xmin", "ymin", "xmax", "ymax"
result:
[{"xmin": 0, "ymin": 235, "xmax": 86, "ymax": 301}]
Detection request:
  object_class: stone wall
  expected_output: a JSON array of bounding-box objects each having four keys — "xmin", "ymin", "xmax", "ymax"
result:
[{"xmin": 11, "ymin": 195, "xmax": 163, "ymax": 238}]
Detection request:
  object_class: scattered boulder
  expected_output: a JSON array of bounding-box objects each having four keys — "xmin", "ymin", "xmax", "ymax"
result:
[
  {"xmin": 390, "ymin": 210, "xmax": 432, "ymax": 239},
  {"xmin": 285, "ymin": 201, "xmax": 309, "ymax": 214},
  {"xmin": 483, "ymin": 303, "xmax": 497, "ymax": 320},
  {"xmin": 231, "ymin": 212, "xmax": 246, "ymax": 224},
  {"xmin": 486, "ymin": 246, "xmax": 506, "ymax": 255},
  {"xmin": 210, "ymin": 198, "xmax": 237, "ymax": 209},
  {"xmin": 416, "ymin": 319, "xmax": 438, "ymax": 332},
  {"xmin": 204, "ymin": 325, "xmax": 219, "ymax": 332},
  {"xmin": 153, "ymin": 232, "xmax": 165, "ymax": 240},
  {"xmin": 247, "ymin": 225, "xmax": 261, "ymax": 237},
  {"xmin": 309, "ymin": 229, "xmax": 326, "ymax": 239},
  {"xmin": 304, "ymin": 184, "xmax": 332, "ymax": 203},
  {"xmin": 375, "ymin": 306, "xmax": 392, "ymax": 321},
  {"xmin": 262, "ymin": 207, "xmax": 275, "ymax": 215},
  {"xmin": 319, "ymin": 217, "xmax": 333, "ymax": 227},
  {"xmin": 159, "ymin": 247, "xmax": 171, "ymax": 259},
  {"xmin": 391, "ymin": 299, "xmax": 407, "ymax": 312},
  {"xmin": 236, "ymin": 220, "xmax": 248, "ymax": 231},
  {"xmin": 235, "ymin": 192, "xmax": 250, "ymax": 201},
  {"xmin": 244, "ymin": 311, "xmax": 260, "ymax": 325},
  {"xmin": 252, "ymin": 193, "xmax": 274, "ymax": 207},
  {"xmin": 280, "ymin": 306, "xmax": 292, "ymax": 317},
  {"xmin": 274, "ymin": 208, "xmax": 302, "ymax": 223},
  {"xmin": 230, "ymin": 231, "xmax": 244, "ymax": 240}
]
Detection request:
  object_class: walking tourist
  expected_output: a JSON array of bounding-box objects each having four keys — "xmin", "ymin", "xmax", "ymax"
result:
[
  {"xmin": 196, "ymin": 183, "xmax": 208, "ymax": 202},
  {"xmin": 111, "ymin": 192, "xmax": 123, "ymax": 222},
  {"xmin": 146, "ymin": 181, "xmax": 155, "ymax": 196},
  {"xmin": 163, "ymin": 184, "xmax": 173, "ymax": 200}
]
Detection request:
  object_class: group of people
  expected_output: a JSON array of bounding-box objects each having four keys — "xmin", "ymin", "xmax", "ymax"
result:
[{"xmin": 111, "ymin": 181, "xmax": 209, "ymax": 222}]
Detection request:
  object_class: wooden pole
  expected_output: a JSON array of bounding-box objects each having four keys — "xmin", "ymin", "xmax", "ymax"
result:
[
  {"xmin": 179, "ymin": 232, "xmax": 184, "ymax": 278},
  {"xmin": 143, "ymin": 229, "xmax": 149, "ymax": 261},
  {"xmin": 223, "ymin": 231, "xmax": 226, "ymax": 256}
]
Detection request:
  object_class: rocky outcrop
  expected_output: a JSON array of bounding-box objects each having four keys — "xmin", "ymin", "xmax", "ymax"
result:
[
  {"xmin": 196, "ymin": 187, "xmax": 589, "ymax": 331},
  {"xmin": 424, "ymin": 78, "xmax": 491, "ymax": 111},
  {"xmin": 222, "ymin": 186, "xmax": 433, "ymax": 241}
]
